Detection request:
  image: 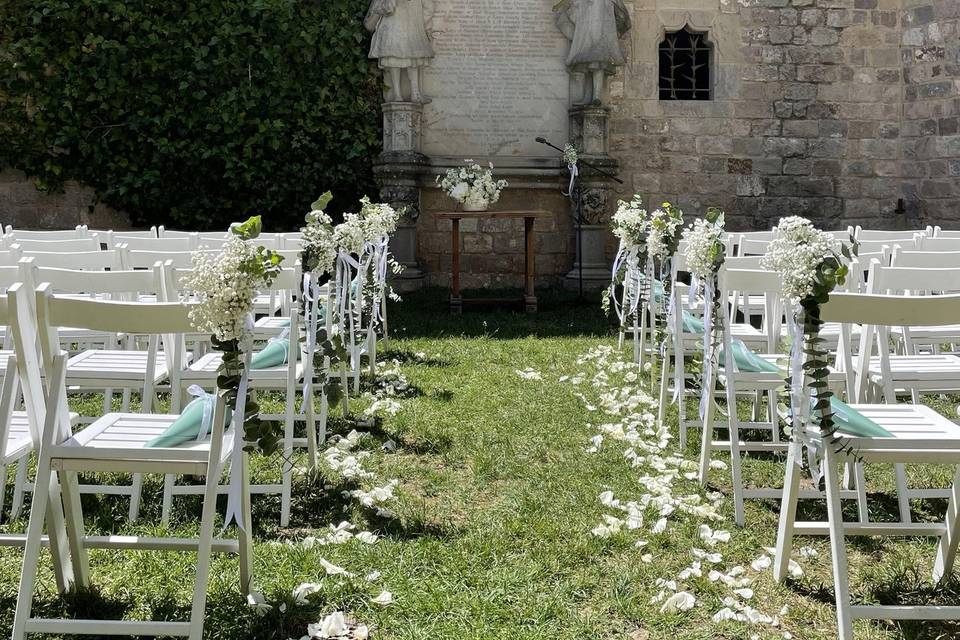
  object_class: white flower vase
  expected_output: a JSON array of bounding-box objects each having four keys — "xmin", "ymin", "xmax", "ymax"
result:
[{"xmin": 462, "ymin": 193, "xmax": 489, "ymax": 212}]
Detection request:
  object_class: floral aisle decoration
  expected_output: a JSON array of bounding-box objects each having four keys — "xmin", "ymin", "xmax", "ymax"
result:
[
  {"xmin": 331, "ymin": 197, "xmax": 403, "ymax": 402},
  {"xmin": 300, "ymin": 193, "xmax": 349, "ymax": 460},
  {"xmin": 682, "ymin": 208, "xmax": 726, "ymax": 419},
  {"xmin": 760, "ymin": 216, "xmax": 857, "ymax": 477},
  {"xmin": 562, "ymin": 143, "xmax": 579, "ymax": 198},
  {"xmin": 183, "ymin": 215, "xmax": 283, "ymax": 528},
  {"xmin": 436, "ymin": 160, "xmax": 508, "ymax": 211},
  {"xmin": 647, "ymin": 202, "xmax": 685, "ymax": 384},
  {"xmin": 604, "ymin": 195, "xmax": 650, "ymax": 334}
]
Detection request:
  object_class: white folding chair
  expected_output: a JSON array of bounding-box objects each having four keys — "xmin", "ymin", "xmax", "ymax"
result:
[
  {"xmin": 702, "ymin": 266, "xmax": 847, "ymax": 526},
  {"xmin": 774, "ymin": 292, "xmax": 960, "ymax": 640},
  {"xmin": 933, "ymin": 226, "xmax": 960, "ymax": 238},
  {"xmin": 892, "ymin": 247, "xmax": 960, "ymax": 268},
  {"xmin": 170, "ymin": 266, "xmax": 305, "ymax": 527},
  {"xmin": 126, "ymin": 248, "xmax": 219, "ymax": 270},
  {"xmin": 158, "ymin": 227, "xmax": 226, "ymax": 242},
  {"xmin": 11, "ymin": 286, "xmax": 253, "ymax": 640}
]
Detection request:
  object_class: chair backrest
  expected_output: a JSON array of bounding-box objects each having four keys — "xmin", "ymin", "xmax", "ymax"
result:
[
  {"xmin": 914, "ymin": 236, "xmax": 960, "ymax": 252},
  {"xmin": 3, "ymin": 225, "xmax": 88, "ymax": 239},
  {"xmin": 855, "ymin": 227, "xmax": 930, "ymax": 241},
  {"xmin": 854, "ymin": 239, "xmax": 900, "ymax": 254},
  {"xmin": 717, "ymin": 266, "xmax": 783, "ymax": 353},
  {"xmin": 6, "ymin": 284, "xmax": 49, "ymax": 446},
  {"xmin": 867, "ymin": 261, "xmax": 960, "ymax": 296},
  {"xmin": 126, "ymin": 249, "xmax": 218, "ymax": 269},
  {"xmin": 933, "ymin": 226, "xmax": 960, "ymax": 238},
  {"xmin": 90, "ymin": 228, "xmax": 160, "ymax": 247},
  {"xmin": 158, "ymin": 226, "xmax": 227, "ymax": 241},
  {"xmin": 21, "ymin": 247, "xmax": 127, "ymax": 271},
  {"xmin": 891, "ymin": 247, "xmax": 960, "ymax": 268},
  {"xmin": 19, "ymin": 259, "xmax": 164, "ymax": 302},
  {"xmin": 117, "ymin": 235, "xmax": 198, "ymax": 252},
  {"xmin": 3, "ymin": 236, "xmax": 101, "ymax": 252},
  {"xmin": 198, "ymin": 232, "xmax": 284, "ymax": 251},
  {"xmin": 734, "ymin": 236, "xmax": 772, "ymax": 257}
]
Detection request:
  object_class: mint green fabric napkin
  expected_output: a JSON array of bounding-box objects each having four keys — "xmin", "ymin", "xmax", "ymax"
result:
[
  {"xmin": 720, "ymin": 339, "xmax": 781, "ymax": 373},
  {"xmin": 829, "ymin": 396, "xmax": 894, "ymax": 438},
  {"xmin": 146, "ymin": 395, "xmax": 232, "ymax": 448},
  {"xmin": 682, "ymin": 310, "xmax": 704, "ymax": 334},
  {"xmin": 251, "ymin": 338, "xmax": 289, "ymax": 369}
]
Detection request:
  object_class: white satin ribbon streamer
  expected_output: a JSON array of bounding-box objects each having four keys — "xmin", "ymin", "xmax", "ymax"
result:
[
  {"xmin": 563, "ymin": 162, "xmax": 579, "ymax": 198},
  {"xmin": 786, "ymin": 304, "xmax": 823, "ymax": 482},
  {"xmin": 610, "ymin": 239, "xmax": 645, "ymax": 328},
  {"xmin": 698, "ymin": 278, "xmax": 716, "ymax": 420},
  {"xmin": 223, "ymin": 314, "xmax": 255, "ymax": 532}
]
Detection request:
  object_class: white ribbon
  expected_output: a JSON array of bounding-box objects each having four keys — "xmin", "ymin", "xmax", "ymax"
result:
[
  {"xmin": 301, "ymin": 271, "xmax": 323, "ymax": 412},
  {"xmin": 786, "ymin": 304, "xmax": 824, "ymax": 483},
  {"xmin": 223, "ymin": 314, "xmax": 255, "ymax": 532},
  {"xmin": 610, "ymin": 240, "xmax": 645, "ymax": 328},
  {"xmin": 563, "ymin": 162, "xmax": 579, "ymax": 198},
  {"xmin": 698, "ymin": 278, "xmax": 716, "ymax": 420},
  {"xmin": 188, "ymin": 384, "xmax": 216, "ymax": 441}
]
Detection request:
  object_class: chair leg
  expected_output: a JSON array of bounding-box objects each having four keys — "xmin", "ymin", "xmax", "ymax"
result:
[
  {"xmin": 768, "ymin": 389, "xmax": 780, "ymax": 443},
  {"xmin": 161, "ymin": 473, "xmax": 175, "ymax": 527},
  {"xmin": 103, "ymin": 389, "xmax": 113, "ymax": 414},
  {"xmin": 238, "ymin": 452, "xmax": 255, "ymax": 594},
  {"xmin": 657, "ymin": 353, "xmax": 669, "ymax": 431},
  {"xmin": 187, "ymin": 460, "xmax": 225, "ymax": 640},
  {"xmin": 60, "ymin": 471, "xmax": 91, "ymax": 587},
  {"xmin": 698, "ymin": 393, "xmax": 716, "ymax": 487},
  {"xmin": 128, "ymin": 473, "xmax": 144, "ymax": 522},
  {"xmin": 854, "ymin": 463, "xmax": 869, "ymax": 524},
  {"xmin": 281, "ymin": 388, "xmax": 295, "ymax": 528},
  {"xmin": 11, "ymin": 458, "xmax": 72, "ymax": 639},
  {"xmin": 823, "ymin": 450, "xmax": 854, "ymax": 640},
  {"xmin": 121, "ymin": 388, "xmax": 132, "ymax": 412},
  {"xmin": 933, "ymin": 465, "xmax": 960, "ymax": 582},
  {"xmin": 10, "ymin": 459, "xmax": 28, "ymax": 520},
  {"xmin": 774, "ymin": 439, "xmax": 803, "ymax": 583},
  {"xmin": 677, "ymin": 355, "xmax": 687, "ymax": 448},
  {"xmin": 729, "ymin": 409, "xmax": 746, "ymax": 528},
  {"xmin": 894, "ymin": 463, "xmax": 912, "ymax": 523}
]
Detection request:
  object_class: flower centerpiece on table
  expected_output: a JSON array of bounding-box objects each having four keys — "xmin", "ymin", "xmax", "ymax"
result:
[
  {"xmin": 437, "ymin": 160, "xmax": 508, "ymax": 212},
  {"xmin": 603, "ymin": 195, "xmax": 649, "ymax": 325},
  {"xmin": 760, "ymin": 216, "xmax": 858, "ymax": 468},
  {"xmin": 183, "ymin": 215, "xmax": 285, "ymax": 456}
]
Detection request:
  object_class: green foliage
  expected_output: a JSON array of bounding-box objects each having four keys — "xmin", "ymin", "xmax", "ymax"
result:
[{"xmin": 0, "ymin": 0, "xmax": 381, "ymax": 230}]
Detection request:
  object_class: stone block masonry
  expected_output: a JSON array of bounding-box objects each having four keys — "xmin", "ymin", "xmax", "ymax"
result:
[{"xmin": 609, "ymin": 0, "xmax": 960, "ymax": 231}]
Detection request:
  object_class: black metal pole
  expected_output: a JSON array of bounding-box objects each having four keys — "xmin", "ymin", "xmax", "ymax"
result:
[{"xmin": 577, "ymin": 185, "xmax": 584, "ymax": 300}]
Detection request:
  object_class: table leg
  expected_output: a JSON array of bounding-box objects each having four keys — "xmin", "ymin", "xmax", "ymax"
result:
[
  {"xmin": 524, "ymin": 216, "xmax": 537, "ymax": 313},
  {"xmin": 450, "ymin": 217, "xmax": 462, "ymax": 314}
]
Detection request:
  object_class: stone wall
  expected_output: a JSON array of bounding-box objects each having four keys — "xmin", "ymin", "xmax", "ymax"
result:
[
  {"xmin": 608, "ymin": 0, "xmax": 957, "ymax": 231},
  {"xmin": 0, "ymin": 169, "xmax": 131, "ymax": 230},
  {"xmin": 900, "ymin": 0, "xmax": 960, "ymax": 225}
]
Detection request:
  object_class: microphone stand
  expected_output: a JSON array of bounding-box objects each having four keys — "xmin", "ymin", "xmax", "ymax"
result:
[{"xmin": 536, "ymin": 137, "xmax": 623, "ymax": 301}]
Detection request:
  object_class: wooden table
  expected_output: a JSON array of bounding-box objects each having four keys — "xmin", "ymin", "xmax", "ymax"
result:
[{"xmin": 436, "ymin": 209, "xmax": 551, "ymax": 314}]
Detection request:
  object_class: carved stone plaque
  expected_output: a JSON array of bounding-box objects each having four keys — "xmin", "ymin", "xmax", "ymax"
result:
[{"xmin": 422, "ymin": 0, "xmax": 570, "ymax": 158}]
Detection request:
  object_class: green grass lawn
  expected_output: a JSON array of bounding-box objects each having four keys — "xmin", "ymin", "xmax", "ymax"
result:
[{"xmin": 0, "ymin": 287, "xmax": 958, "ymax": 639}]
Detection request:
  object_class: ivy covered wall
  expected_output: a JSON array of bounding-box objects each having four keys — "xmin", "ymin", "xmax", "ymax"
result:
[{"xmin": 0, "ymin": 0, "xmax": 382, "ymax": 230}]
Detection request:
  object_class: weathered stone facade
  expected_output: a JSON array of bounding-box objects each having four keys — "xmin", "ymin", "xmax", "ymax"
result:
[
  {"xmin": 607, "ymin": 0, "xmax": 960, "ymax": 231},
  {"xmin": 0, "ymin": 169, "xmax": 131, "ymax": 231}
]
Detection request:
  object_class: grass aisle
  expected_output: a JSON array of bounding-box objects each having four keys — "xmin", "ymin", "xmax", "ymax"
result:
[{"xmin": 0, "ymin": 288, "xmax": 958, "ymax": 639}]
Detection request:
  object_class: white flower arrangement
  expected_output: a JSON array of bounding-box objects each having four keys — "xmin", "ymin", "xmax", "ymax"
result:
[
  {"xmin": 683, "ymin": 208, "xmax": 726, "ymax": 280},
  {"xmin": 610, "ymin": 194, "xmax": 649, "ymax": 248},
  {"xmin": 760, "ymin": 216, "xmax": 839, "ymax": 301},
  {"xmin": 647, "ymin": 202, "xmax": 685, "ymax": 263},
  {"xmin": 563, "ymin": 143, "xmax": 579, "ymax": 166},
  {"xmin": 301, "ymin": 192, "xmax": 337, "ymax": 276},
  {"xmin": 333, "ymin": 197, "xmax": 402, "ymax": 256},
  {"xmin": 436, "ymin": 160, "xmax": 508, "ymax": 207},
  {"xmin": 183, "ymin": 217, "xmax": 282, "ymax": 348}
]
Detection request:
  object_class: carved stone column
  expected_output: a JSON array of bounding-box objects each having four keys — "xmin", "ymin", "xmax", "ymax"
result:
[
  {"xmin": 374, "ymin": 102, "xmax": 428, "ymax": 291},
  {"xmin": 564, "ymin": 105, "xmax": 619, "ymax": 292}
]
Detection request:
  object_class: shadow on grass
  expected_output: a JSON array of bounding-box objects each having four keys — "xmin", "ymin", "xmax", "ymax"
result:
[{"xmin": 388, "ymin": 287, "xmax": 614, "ymax": 340}]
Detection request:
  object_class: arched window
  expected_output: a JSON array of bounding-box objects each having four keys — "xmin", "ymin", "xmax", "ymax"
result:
[{"xmin": 659, "ymin": 27, "xmax": 712, "ymax": 100}]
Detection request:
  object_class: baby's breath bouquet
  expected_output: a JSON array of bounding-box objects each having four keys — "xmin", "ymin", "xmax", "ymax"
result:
[
  {"xmin": 604, "ymin": 195, "xmax": 650, "ymax": 327},
  {"xmin": 183, "ymin": 216, "xmax": 284, "ymax": 455},
  {"xmin": 761, "ymin": 216, "xmax": 857, "ymax": 462},
  {"xmin": 436, "ymin": 160, "xmax": 508, "ymax": 210},
  {"xmin": 647, "ymin": 202, "xmax": 685, "ymax": 264},
  {"xmin": 301, "ymin": 192, "xmax": 337, "ymax": 277}
]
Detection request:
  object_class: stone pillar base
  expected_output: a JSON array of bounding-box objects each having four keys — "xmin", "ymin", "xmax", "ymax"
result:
[{"xmin": 564, "ymin": 223, "xmax": 611, "ymax": 291}]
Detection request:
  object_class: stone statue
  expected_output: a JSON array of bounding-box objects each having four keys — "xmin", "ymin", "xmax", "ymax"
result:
[
  {"xmin": 554, "ymin": 0, "xmax": 631, "ymax": 105},
  {"xmin": 365, "ymin": 0, "xmax": 436, "ymax": 103}
]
